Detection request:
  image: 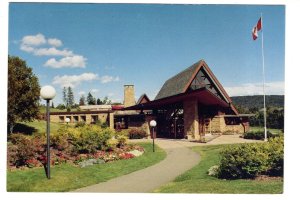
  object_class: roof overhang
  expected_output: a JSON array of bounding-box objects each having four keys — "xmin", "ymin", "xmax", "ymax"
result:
[{"xmin": 124, "ymin": 88, "xmax": 230, "ymax": 110}]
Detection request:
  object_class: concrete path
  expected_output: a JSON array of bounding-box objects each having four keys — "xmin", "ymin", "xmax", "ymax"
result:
[{"xmin": 73, "ymin": 139, "xmax": 200, "ymax": 193}]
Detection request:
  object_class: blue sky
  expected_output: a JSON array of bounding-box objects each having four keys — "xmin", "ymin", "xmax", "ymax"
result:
[{"xmin": 8, "ymin": 3, "xmax": 285, "ymax": 105}]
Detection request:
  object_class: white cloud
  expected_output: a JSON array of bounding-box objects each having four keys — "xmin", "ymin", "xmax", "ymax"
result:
[
  {"xmin": 34, "ymin": 47, "xmax": 73, "ymax": 57},
  {"xmin": 91, "ymin": 89, "xmax": 99, "ymax": 93},
  {"xmin": 78, "ymin": 91, "xmax": 86, "ymax": 96},
  {"xmin": 48, "ymin": 38, "xmax": 62, "ymax": 47},
  {"xmin": 44, "ymin": 55, "xmax": 87, "ymax": 68},
  {"xmin": 108, "ymin": 92, "xmax": 114, "ymax": 97},
  {"xmin": 100, "ymin": 75, "xmax": 120, "ymax": 83},
  {"xmin": 19, "ymin": 34, "xmax": 87, "ymax": 68},
  {"xmin": 52, "ymin": 73, "xmax": 98, "ymax": 88},
  {"xmin": 21, "ymin": 33, "xmax": 46, "ymax": 46},
  {"xmin": 225, "ymin": 81, "xmax": 284, "ymax": 97},
  {"xmin": 20, "ymin": 44, "xmax": 35, "ymax": 53}
]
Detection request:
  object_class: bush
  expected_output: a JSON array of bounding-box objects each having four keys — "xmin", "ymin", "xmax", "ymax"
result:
[
  {"xmin": 7, "ymin": 134, "xmax": 45, "ymax": 168},
  {"xmin": 267, "ymin": 136, "xmax": 284, "ymax": 176},
  {"xmin": 218, "ymin": 136, "xmax": 284, "ymax": 179},
  {"xmin": 56, "ymin": 125, "xmax": 113, "ymax": 154},
  {"xmin": 243, "ymin": 130, "xmax": 277, "ymax": 140},
  {"xmin": 128, "ymin": 128, "xmax": 147, "ymax": 139},
  {"xmin": 75, "ymin": 121, "xmax": 86, "ymax": 128}
]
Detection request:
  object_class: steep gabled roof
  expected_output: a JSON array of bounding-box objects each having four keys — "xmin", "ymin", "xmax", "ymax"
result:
[
  {"xmin": 155, "ymin": 61, "xmax": 200, "ymax": 100},
  {"xmin": 154, "ymin": 59, "xmax": 238, "ymax": 114},
  {"xmin": 136, "ymin": 93, "xmax": 150, "ymax": 105}
]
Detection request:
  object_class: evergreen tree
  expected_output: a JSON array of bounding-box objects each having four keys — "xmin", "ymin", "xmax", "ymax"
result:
[
  {"xmin": 51, "ymin": 101, "xmax": 54, "ymax": 108},
  {"xmin": 62, "ymin": 87, "xmax": 67, "ymax": 107},
  {"xmin": 87, "ymin": 92, "xmax": 96, "ymax": 105},
  {"xmin": 96, "ymin": 98, "xmax": 102, "ymax": 105},
  {"xmin": 79, "ymin": 95, "xmax": 86, "ymax": 106},
  {"xmin": 67, "ymin": 86, "xmax": 75, "ymax": 107}
]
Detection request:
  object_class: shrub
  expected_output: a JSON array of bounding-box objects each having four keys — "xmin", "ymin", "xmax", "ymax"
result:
[
  {"xmin": 128, "ymin": 128, "xmax": 147, "ymax": 139},
  {"xmin": 75, "ymin": 121, "xmax": 86, "ymax": 128},
  {"xmin": 7, "ymin": 134, "xmax": 45, "ymax": 167},
  {"xmin": 56, "ymin": 125, "xmax": 113, "ymax": 154},
  {"xmin": 267, "ymin": 136, "xmax": 284, "ymax": 176},
  {"xmin": 243, "ymin": 130, "xmax": 276, "ymax": 140},
  {"xmin": 218, "ymin": 136, "xmax": 284, "ymax": 179},
  {"xmin": 208, "ymin": 165, "xmax": 220, "ymax": 177}
]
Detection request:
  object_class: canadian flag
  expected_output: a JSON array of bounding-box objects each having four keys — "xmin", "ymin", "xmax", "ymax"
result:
[{"xmin": 252, "ymin": 18, "xmax": 262, "ymax": 40}]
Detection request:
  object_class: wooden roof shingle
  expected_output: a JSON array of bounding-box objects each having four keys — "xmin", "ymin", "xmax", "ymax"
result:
[{"xmin": 155, "ymin": 60, "xmax": 201, "ymax": 100}]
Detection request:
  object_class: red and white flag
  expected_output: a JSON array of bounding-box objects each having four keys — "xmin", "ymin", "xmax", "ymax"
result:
[{"xmin": 252, "ymin": 18, "xmax": 262, "ymax": 40}]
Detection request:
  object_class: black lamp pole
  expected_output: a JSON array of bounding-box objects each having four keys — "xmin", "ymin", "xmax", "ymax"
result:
[
  {"xmin": 46, "ymin": 99, "xmax": 51, "ymax": 179},
  {"xmin": 152, "ymin": 127, "xmax": 155, "ymax": 152}
]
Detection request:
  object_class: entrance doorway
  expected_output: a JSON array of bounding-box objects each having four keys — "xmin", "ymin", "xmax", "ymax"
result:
[{"xmin": 156, "ymin": 108, "xmax": 185, "ymax": 139}]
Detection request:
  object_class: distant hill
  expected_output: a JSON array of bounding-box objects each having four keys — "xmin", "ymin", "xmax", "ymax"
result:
[{"xmin": 231, "ymin": 95, "xmax": 284, "ymax": 110}]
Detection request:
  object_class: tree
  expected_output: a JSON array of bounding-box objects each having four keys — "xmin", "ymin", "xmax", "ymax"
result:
[
  {"xmin": 87, "ymin": 92, "xmax": 96, "ymax": 105},
  {"xmin": 51, "ymin": 101, "xmax": 54, "ymax": 108},
  {"xmin": 96, "ymin": 98, "xmax": 102, "ymax": 105},
  {"xmin": 102, "ymin": 96, "xmax": 112, "ymax": 105},
  {"xmin": 8, "ymin": 56, "xmax": 40, "ymax": 134},
  {"xmin": 67, "ymin": 86, "xmax": 74, "ymax": 107},
  {"xmin": 62, "ymin": 87, "xmax": 67, "ymax": 107},
  {"xmin": 79, "ymin": 95, "xmax": 86, "ymax": 106},
  {"xmin": 56, "ymin": 104, "xmax": 66, "ymax": 110}
]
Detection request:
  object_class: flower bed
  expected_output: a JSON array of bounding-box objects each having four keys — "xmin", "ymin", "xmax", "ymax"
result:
[{"xmin": 7, "ymin": 125, "xmax": 144, "ymax": 170}]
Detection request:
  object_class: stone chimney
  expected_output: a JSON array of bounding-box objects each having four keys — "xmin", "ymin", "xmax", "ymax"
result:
[{"xmin": 124, "ymin": 85, "xmax": 135, "ymax": 107}]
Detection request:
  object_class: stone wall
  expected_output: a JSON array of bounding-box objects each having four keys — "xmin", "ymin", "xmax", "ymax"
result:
[
  {"xmin": 184, "ymin": 99, "xmax": 200, "ymax": 140},
  {"xmin": 207, "ymin": 115, "xmax": 245, "ymax": 134}
]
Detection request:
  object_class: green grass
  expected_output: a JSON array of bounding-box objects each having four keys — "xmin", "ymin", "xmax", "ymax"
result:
[
  {"xmin": 250, "ymin": 126, "xmax": 283, "ymax": 135},
  {"xmin": 7, "ymin": 142, "xmax": 166, "ymax": 192},
  {"xmin": 154, "ymin": 145, "xmax": 283, "ymax": 194},
  {"xmin": 15, "ymin": 120, "xmax": 64, "ymax": 135}
]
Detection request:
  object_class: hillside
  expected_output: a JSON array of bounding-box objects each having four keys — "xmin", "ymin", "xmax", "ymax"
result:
[{"xmin": 231, "ymin": 95, "xmax": 284, "ymax": 110}]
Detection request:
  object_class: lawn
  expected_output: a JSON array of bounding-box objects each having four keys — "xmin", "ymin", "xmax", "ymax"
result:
[
  {"xmin": 7, "ymin": 142, "xmax": 166, "ymax": 192},
  {"xmin": 154, "ymin": 144, "xmax": 283, "ymax": 194},
  {"xmin": 14, "ymin": 120, "xmax": 64, "ymax": 135}
]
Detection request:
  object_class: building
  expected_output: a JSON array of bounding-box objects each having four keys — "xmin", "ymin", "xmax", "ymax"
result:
[
  {"xmin": 124, "ymin": 59, "xmax": 251, "ymax": 140},
  {"xmin": 50, "ymin": 59, "xmax": 250, "ymax": 140}
]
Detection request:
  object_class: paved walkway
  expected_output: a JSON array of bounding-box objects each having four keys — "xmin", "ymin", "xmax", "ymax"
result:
[
  {"xmin": 73, "ymin": 135, "xmax": 259, "ymax": 193},
  {"xmin": 74, "ymin": 139, "xmax": 200, "ymax": 193}
]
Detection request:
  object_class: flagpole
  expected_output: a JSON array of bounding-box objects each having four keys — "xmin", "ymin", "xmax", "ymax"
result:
[{"xmin": 260, "ymin": 13, "xmax": 267, "ymax": 141}]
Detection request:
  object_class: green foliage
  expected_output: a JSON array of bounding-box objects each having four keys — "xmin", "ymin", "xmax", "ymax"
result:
[
  {"xmin": 218, "ymin": 137, "xmax": 284, "ymax": 179},
  {"xmin": 231, "ymin": 95, "xmax": 284, "ymax": 130},
  {"xmin": 231, "ymin": 95, "xmax": 284, "ymax": 110},
  {"xmin": 8, "ymin": 56, "xmax": 41, "ymax": 133},
  {"xmin": 87, "ymin": 92, "xmax": 96, "ymax": 105},
  {"xmin": 75, "ymin": 121, "xmax": 86, "ymax": 128},
  {"xmin": 128, "ymin": 128, "xmax": 147, "ymax": 139},
  {"xmin": 267, "ymin": 137, "xmax": 284, "ymax": 176},
  {"xmin": 79, "ymin": 95, "xmax": 86, "ymax": 106},
  {"xmin": 95, "ymin": 120, "xmax": 108, "ymax": 128},
  {"xmin": 56, "ymin": 104, "xmax": 66, "ymax": 110},
  {"xmin": 55, "ymin": 125, "xmax": 113, "ymax": 153},
  {"xmin": 243, "ymin": 130, "xmax": 279, "ymax": 140}
]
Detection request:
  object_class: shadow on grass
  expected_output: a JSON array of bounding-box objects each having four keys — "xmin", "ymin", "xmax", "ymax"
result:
[{"xmin": 12, "ymin": 123, "xmax": 38, "ymax": 135}]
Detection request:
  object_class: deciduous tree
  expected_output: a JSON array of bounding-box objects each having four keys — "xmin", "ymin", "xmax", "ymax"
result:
[{"xmin": 8, "ymin": 56, "xmax": 40, "ymax": 134}]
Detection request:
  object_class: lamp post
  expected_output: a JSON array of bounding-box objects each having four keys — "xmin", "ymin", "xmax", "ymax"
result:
[
  {"xmin": 40, "ymin": 85, "xmax": 56, "ymax": 179},
  {"xmin": 150, "ymin": 120, "xmax": 157, "ymax": 152},
  {"xmin": 65, "ymin": 117, "xmax": 70, "ymax": 125}
]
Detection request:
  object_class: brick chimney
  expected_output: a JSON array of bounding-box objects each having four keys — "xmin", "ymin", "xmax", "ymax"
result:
[{"xmin": 124, "ymin": 85, "xmax": 135, "ymax": 107}]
